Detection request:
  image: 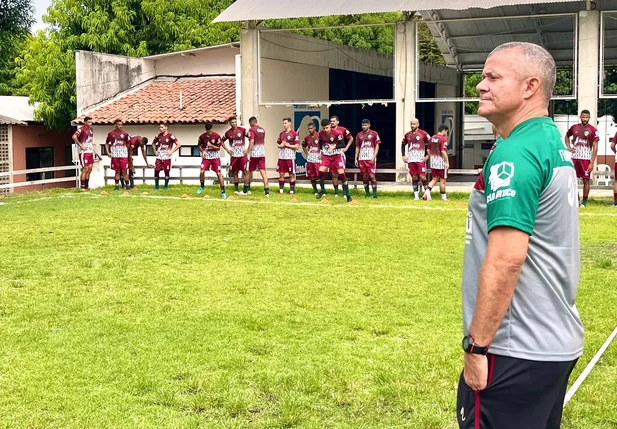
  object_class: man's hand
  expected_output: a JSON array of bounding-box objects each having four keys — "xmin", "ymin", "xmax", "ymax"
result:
[
  {"xmin": 446, "ymin": 163, "xmax": 450, "ymax": 170},
  {"xmin": 147, "ymin": 163, "xmax": 154, "ymax": 168},
  {"xmin": 354, "ymin": 159, "xmax": 359, "ymax": 167},
  {"xmin": 424, "ymin": 155, "xmax": 429, "ymax": 162},
  {"xmin": 463, "ymin": 353, "xmax": 488, "ymax": 391},
  {"xmin": 371, "ymin": 158, "xmax": 376, "ymax": 165},
  {"xmin": 79, "ymin": 144, "xmax": 86, "ymax": 151},
  {"xmin": 154, "ymin": 151, "xmax": 159, "ymax": 157},
  {"xmin": 587, "ymin": 162, "xmax": 595, "ymax": 173},
  {"xmin": 403, "ymin": 156, "xmax": 408, "ymax": 164},
  {"xmin": 243, "ymin": 150, "xmax": 249, "ymax": 157},
  {"xmin": 569, "ymin": 147, "xmax": 576, "ymax": 153},
  {"xmin": 611, "ymin": 143, "xmax": 616, "ymax": 154}
]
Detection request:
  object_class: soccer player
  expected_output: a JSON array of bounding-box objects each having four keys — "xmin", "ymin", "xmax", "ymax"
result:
[
  {"xmin": 565, "ymin": 109, "xmax": 599, "ymax": 207},
  {"xmin": 354, "ymin": 119, "xmax": 381, "ymax": 198},
  {"xmin": 72, "ymin": 116, "xmax": 95, "ymax": 191},
  {"xmin": 302, "ymin": 122, "xmax": 322, "ymax": 195},
  {"xmin": 423, "ymin": 125, "xmax": 450, "ymax": 201},
  {"xmin": 276, "ymin": 117, "xmax": 300, "ymax": 194},
  {"xmin": 197, "ymin": 122, "xmax": 226, "ymax": 199},
  {"xmin": 152, "ymin": 123, "xmax": 180, "ymax": 190},
  {"xmin": 611, "ymin": 134, "xmax": 617, "ymax": 209},
  {"xmin": 245, "ymin": 116, "xmax": 270, "ymax": 196},
  {"xmin": 221, "ymin": 117, "xmax": 248, "ymax": 194},
  {"xmin": 317, "ymin": 118, "xmax": 352, "ymax": 202},
  {"xmin": 401, "ymin": 118, "xmax": 432, "ymax": 199},
  {"xmin": 105, "ymin": 119, "xmax": 130, "ymax": 191},
  {"xmin": 126, "ymin": 135, "xmax": 152, "ymax": 189},
  {"xmin": 330, "ymin": 115, "xmax": 353, "ymax": 197}
]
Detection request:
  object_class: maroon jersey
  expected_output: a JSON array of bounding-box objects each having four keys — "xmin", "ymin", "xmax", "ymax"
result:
[
  {"xmin": 106, "ymin": 130, "xmax": 130, "ymax": 158},
  {"xmin": 248, "ymin": 125, "xmax": 266, "ymax": 158},
  {"xmin": 356, "ymin": 130, "xmax": 381, "ymax": 161},
  {"xmin": 303, "ymin": 132, "xmax": 321, "ymax": 163},
  {"xmin": 319, "ymin": 128, "xmax": 344, "ymax": 156},
  {"xmin": 223, "ymin": 127, "xmax": 248, "ymax": 158},
  {"xmin": 566, "ymin": 124, "xmax": 599, "ymax": 160},
  {"xmin": 277, "ymin": 130, "xmax": 299, "ymax": 160},
  {"xmin": 332, "ymin": 125, "xmax": 352, "ymax": 141},
  {"xmin": 402, "ymin": 129, "xmax": 431, "ymax": 162},
  {"xmin": 153, "ymin": 132, "xmax": 178, "ymax": 160},
  {"xmin": 428, "ymin": 134, "xmax": 448, "ymax": 169},
  {"xmin": 128, "ymin": 136, "xmax": 143, "ymax": 155},
  {"xmin": 73, "ymin": 126, "xmax": 94, "ymax": 154},
  {"xmin": 198, "ymin": 132, "xmax": 222, "ymax": 160}
]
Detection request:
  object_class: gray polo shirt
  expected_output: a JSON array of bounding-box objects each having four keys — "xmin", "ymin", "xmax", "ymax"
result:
[{"xmin": 463, "ymin": 117, "xmax": 584, "ymax": 362}]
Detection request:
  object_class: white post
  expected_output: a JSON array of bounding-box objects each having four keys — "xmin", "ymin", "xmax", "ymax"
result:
[
  {"xmin": 577, "ymin": 10, "xmax": 599, "ymax": 125},
  {"xmin": 395, "ymin": 17, "xmax": 417, "ymax": 181},
  {"xmin": 240, "ymin": 21, "xmax": 260, "ymax": 126}
]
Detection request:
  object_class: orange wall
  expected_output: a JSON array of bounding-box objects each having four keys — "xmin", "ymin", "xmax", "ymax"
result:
[{"xmin": 12, "ymin": 124, "xmax": 77, "ymax": 193}]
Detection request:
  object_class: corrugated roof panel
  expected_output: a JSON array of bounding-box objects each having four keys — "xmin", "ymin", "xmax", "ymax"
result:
[{"xmin": 213, "ymin": 0, "xmax": 580, "ymax": 23}]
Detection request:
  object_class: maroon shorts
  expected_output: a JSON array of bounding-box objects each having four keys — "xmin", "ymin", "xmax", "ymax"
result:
[
  {"xmin": 155, "ymin": 159, "xmax": 171, "ymax": 173},
  {"xmin": 306, "ymin": 161, "xmax": 320, "ymax": 178},
  {"xmin": 573, "ymin": 159, "xmax": 591, "ymax": 179},
  {"xmin": 431, "ymin": 168, "xmax": 448, "ymax": 179},
  {"xmin": 358, "ymin": 160, "xmax": 376, "ymax": 176},
  {"xmin": 249, "ymin": 157, "xmax": 266, "ymax": 172},
  {"xmin": 111, "ymin": 157, "xmax": 129, "ymax": 171},
  {"xmin": 201, "ymin": 158, "xmax": 221, "ymax": 173},
  {"xmin": 277, "ymin": 159, "xmax": 296, "ymax": 174},
  {"xmin": 230, "ymin": 156, "xmax": 247, "ymax": 173},
  {"xmin": 79, "ymin": 153, "xmax": 94, "ymax": 167},
  {"xmin": 321, "ymin": 154, "xmax": 345, "ymax": 173},
  {"xmin": 408, "ymin": 161, "xmax": 427, "ymax": 176}
]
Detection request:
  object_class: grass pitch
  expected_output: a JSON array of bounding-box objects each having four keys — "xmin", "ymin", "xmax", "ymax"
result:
[{"xmin": 0, "ymin": 186, "xmax": 616, "ymax": 428}]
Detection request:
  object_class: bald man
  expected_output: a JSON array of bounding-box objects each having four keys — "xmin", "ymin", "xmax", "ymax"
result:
[
  {"xmin": 458, "ymin": 42, "xmax": 583, "ymax": 429},
  {"xmin": 401, "ymin": 118, "xmax": 431, "ymax": 199}
]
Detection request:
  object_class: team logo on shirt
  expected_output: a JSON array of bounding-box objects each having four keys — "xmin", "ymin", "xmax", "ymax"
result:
[
  {"xmin": 416, "ymin": 136, "xmax": 420, "ymax": 140},
  {"xmin": 287, "ymin": 136, "xmax": 291, "ymax": 140},
  {"xmin": 489, "ymin": 161, "xmax": 514, "ymax": 190},
  {"xmin": 584, "ymin": 131, "xmax": 589, "ymax": 136},
  {"xmin": 237, "ymin": 133, "xmax": 241, "ymax": 137}
]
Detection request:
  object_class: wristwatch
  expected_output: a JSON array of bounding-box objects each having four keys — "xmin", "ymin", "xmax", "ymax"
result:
[{"xmin": 462, "ymin": 335, "xmax": 489, "ymax": 355}]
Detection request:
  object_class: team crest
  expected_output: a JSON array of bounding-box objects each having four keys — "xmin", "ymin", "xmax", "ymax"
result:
[
  {"xmin": 237, "ymin": 133, "xmax": 241, "ymax": 137},
  {"xmin": 584, "ymin": 131, "xmax": 589, "ymax": 136},
  {"xmin": 287, "ymin": 136, "xmax": 291, "ymax": 140},
  {"xmin": 368, "ymin": 135, "xmax": 372, "ymax": 139},
  {"xmin": 416, "ymin": 136, "xmax": 420, "ymax": 140}
]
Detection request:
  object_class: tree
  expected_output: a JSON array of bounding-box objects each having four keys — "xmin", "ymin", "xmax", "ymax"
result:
[{"xmin": 0, "ymin": 0, "xmax": 34, "ymax": 94}]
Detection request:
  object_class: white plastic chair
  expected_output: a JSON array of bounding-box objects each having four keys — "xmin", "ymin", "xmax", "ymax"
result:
[{"xmin": 595, "ymin": 164, "xmax": 612, "ymax": 186}]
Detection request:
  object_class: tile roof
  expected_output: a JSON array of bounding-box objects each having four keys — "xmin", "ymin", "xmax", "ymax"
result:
[{"xmin": 77, "ymin": 78, "xmax": 236, "ymax": 125}]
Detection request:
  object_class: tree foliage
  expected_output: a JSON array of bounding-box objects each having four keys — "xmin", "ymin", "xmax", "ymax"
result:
[{"xmin": 0, "ymin": 0, "xmax": 34, "ymax": 94}]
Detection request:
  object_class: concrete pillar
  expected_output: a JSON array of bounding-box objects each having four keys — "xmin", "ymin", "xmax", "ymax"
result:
[
  {"xmin": 577, "ymin": 10, "xmax": 599, "ymax": 123},
  {"xmin": 395, "ymin": 17, "xmax": 416, "ymax": 180},
  {"xmin": 240, "ymin": 22, "xmax": 260, "ymax": 126}
]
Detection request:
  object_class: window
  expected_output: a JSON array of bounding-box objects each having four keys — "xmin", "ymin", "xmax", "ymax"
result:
[
  {"xmin": 26, "ymin": 147, "xmax": 54, "ymax": 181},
  {"xmin": 179, "ymin": 146, "xmax": 201, "ymax": 157},
  {"xmin": 146, "ymin": 145, "xmax": 155, "ymax": 156},
  {"xmin": 65, "ymin": 146, "xmax": 76, "ymax": 177},
  {"xmin": 100, "ymin": 144, "xmax": 107, "ymax": 156},
  {"xmin": 0, "ymin": 124, "xmax": 8, "ymax": 142}
]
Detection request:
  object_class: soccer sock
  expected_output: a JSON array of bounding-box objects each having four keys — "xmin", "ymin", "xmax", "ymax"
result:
[
  {"xmin": 234, "ymin": 182, "xmax": 239, "ymax": 191},
  {"xmin": 311, "ymin": 179, "xmax": 318, "ymax": 193},
  {"xmin": 154, "ymin": 178, "xmax": 159, "ymax": 188},
  {"xmin": 583, "ymin": 196, "xmax": 588, "ymax": 203},
  {"xmin": 334, "ymin": 184, "xmax": 339, "ymax": 195},
  {"xmin": 243, "ymin": 184, "xmax": 249, "ymax": 193},
  {"xmin": 319, "ymin": 171, "xmax": 327, "ymax": 193},
  {"xmin": 364, "ymin": 183, "xmax": 370, "ymax": 196},
  {"xmin": 220, "ymin": 184, "xmax": 225, "ymax": 193},
  {"xmin": 120, "ymin": 177, "xmax": 125, "ymax": 188},
  {"xmin": 338, "ymin": 174, "xmax": 349, "ymax": 196},
  {"xmin": 372, "ymin": 185, "xmax": 377, "ymax": 197},
  {"xmin": 84, "ymin": 179, "xmax": 89, "ymax": 189},
  {"xmin": 115, "ymin": 179, "xmax": 119, "ymax": 186},
  {"xmin": 164, "ymin": 177, "xmax": 169, "ymax": 188},
  {"xmin": 129, "ymin": 174, "xmax": 134, "ymax": 188},
  {"xmin": 290, "ymin": 181, "xmax": 295, "ymax": 192},
  {"xmin": 441, "ymin": 192, "xmax": 447, "ymax": 200},
  {"xmin": 614, "ymin": 192, "xmax": 617, "ymax": 205},
  {"xmin": 200, "ymin": 180, "xmax": 205, "ymax": 188},
  {"xmin": 264, "ymin": 186, "xmax": 269, "ymax": 195},
  {"xmin": 247, "ymin": 184, "xmax": 251, "ymax": 192},
  {"xmin": 279, "ymin": 180, "xmax": 285, "ymax": 191},
  {"xmin": 413, "ymin": 180, "xmax": 419, "ymax": 192},
  {"xmin": 422, "ymin": 179, "xmax": 429, "ymax": 189}
]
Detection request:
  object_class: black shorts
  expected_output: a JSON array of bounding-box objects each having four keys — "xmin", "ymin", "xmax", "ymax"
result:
[{"xmin": 457, "ymin": 354, "xmax": 578, "ymax": 429}]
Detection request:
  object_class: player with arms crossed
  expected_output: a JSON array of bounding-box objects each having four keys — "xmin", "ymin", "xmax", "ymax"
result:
[
  {"xmin": 152, "ymin": 123, "xmax": 180, "ymax": 190},
  {"xmin": 244, "ymin": 116, "xmax": 270, "ymax": 196},
  {"xmin": 402, "ymin": 118, "xmax": 432, "ymax": 199},
  {"xmin": 330, "ymin": 115, "xmax": 353, "ymax": 197},
  {"xmin": 276, "ymin": 117, "xmax": 300, "ymax": 194},
  {"xmin": 302, "ymin": 122, "xmax": 322, "ymax": 195},
  {"xmin": 565, "ymin": 109, "xmax": 599, "ymax": 207},
  {"xmin": 73, "ymin": 116, "xmax": 95, "ymax": 191},
  {"xmin": 317, "ymin": 118, "xmax": 352, "ymax": 202},
  {"xmin": 105, "ymin": 119, "xmax": 131, "ymax": 191},
  {"xmin": 423, "ymin": 125, "xmax": 450, "ymax": 201},
  {"xmin": 354, "ymin": 119, "xmax": 381, "ymax": 198},
  {"xmin": 221, "ymin": 117, "xmax": 248, "ymax": 194},
  {"xmin": 197, "ymin": 122, "xmax": 226, "ymax": 199},
  {"xmin": 126, "ymin": 135, "xmax": 152, "ymax": 189}
]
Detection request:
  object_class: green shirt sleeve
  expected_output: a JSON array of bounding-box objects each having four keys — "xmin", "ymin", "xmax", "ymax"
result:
[{"xmin": 484, "ymin": 143, "xmax": 545, "ymax": 235}]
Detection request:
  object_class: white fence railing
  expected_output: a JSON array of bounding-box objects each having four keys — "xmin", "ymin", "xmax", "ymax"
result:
[{"xmin": 0, "ymin": 165, "xmax": 80, "ymax": 190}]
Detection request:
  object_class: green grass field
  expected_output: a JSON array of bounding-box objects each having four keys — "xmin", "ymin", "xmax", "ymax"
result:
[{"xmin": 0, "ymin": 186, "xmax": 616, "ymax": 429}]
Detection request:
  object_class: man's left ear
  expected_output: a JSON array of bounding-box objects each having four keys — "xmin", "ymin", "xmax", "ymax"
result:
[{"xmin": 524, "ymin": 77, "xmax": 541, "ymax": 100}]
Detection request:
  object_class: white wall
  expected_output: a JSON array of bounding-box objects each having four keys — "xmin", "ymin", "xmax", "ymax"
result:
[
  {"xmin": 88, "ymin": 123, "xmax": 230, "ymax": 188},
  {"xmin": 153, "ymin": 46, "xmax": 238, "ymax": 77}
]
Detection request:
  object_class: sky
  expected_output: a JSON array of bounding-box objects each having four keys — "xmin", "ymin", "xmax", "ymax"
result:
[{"xmin": 32, "ymin": 0, "xmax": 52, "ymax": 32}]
